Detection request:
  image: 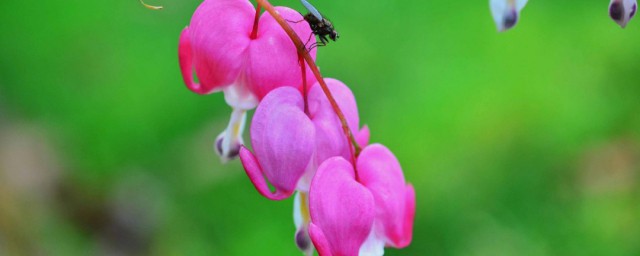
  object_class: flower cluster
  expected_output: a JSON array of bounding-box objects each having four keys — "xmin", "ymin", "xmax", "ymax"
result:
[
  {"xmin": 179, "ymin": 0, "xmax": 415, "ymax": 255},
  {"xmin": 490, "ymin": 0, "xmax": 637, "ymax": 32}
]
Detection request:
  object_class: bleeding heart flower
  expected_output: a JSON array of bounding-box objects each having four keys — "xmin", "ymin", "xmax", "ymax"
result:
[
  {"xmin": 308, "ymin": 157, "xmax": 375, "ymax": 256},
  {"xmin": 179, "ymin": 0, "xmax": 316, "ymax": 161},
  {"xmin": 240, "ymin": 79, "xmax": 368, "ymax": 200},
  {"xmin": 306, "ymin": 144, "xmax": 414, "ymax": 256},
  {"xmin": 239, "ymin": 87, "xmax": 315, "ymax": 200},
  {"xmin": 610, "ymin": 0, "xmax": 637, "ymax": 28},
  {"xmin": 490, "ymin": 0, "xmax": 528, "ymax": 32},
  {"xmin": 357, "ymin": 144, "xmax": 415, "ymax": 255}
]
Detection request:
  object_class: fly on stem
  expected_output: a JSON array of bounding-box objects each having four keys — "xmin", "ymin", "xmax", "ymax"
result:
[
  {"xmin": 298, "ymin": 0, "xmax": 339, "ymax": 50},
  {"xmin": 256, "ymin": 0, "xmax": 362, "ymax": 157},
  {"xmin": 140, "ymin": 0, "xmax": 163, "ymax": 10}
]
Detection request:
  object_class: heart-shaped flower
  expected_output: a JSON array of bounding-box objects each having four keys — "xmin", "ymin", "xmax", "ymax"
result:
[
  {"xmin": 240, "ymin": 79, "xmax": 368, "ymax": 200},
  {"xmin": 179, "ymin": 0, "xmax": 317, "ymax": 161},
  {"xmin": 239, "ymin": 87, "xmax": 316, "ymax": 200},
  {"xmin": 308, "ymin": 157, "xmax": 375, "ymax": 256}
]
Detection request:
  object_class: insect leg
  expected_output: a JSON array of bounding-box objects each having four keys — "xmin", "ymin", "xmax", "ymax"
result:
[
  {"xmin": 304, "ymin": 32, "xmax": 315, "ymax": 47},
  {"xmin": 307, "ymin": 39, "xmax": 327, "ymax": 51},
  {"xmin": 285, "ymin": 19, "xmax": 306, "ymax": 24}
]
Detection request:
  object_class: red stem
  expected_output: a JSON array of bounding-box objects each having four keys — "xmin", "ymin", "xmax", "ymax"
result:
[
  {"xmin": 256, "ymin": 0, "xmax": 362, "ymax": 158},
  {"xmin": 250, "ymin": 5, "xmax": 261, "ymax": 39},
  {"xmin": 299, "ymin": 55, "xmax": 309, "ymax": 115}
]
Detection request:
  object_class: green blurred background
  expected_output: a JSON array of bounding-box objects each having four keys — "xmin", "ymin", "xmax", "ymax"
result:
[{"xmin": 1, "ymin": 0, "xmax": 639, "ymax": 255}]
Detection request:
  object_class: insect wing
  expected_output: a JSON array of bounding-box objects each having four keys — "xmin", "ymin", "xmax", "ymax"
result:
[{"xmin": 300, "ymin": 0, "xmax": 323, "ymax": 20}]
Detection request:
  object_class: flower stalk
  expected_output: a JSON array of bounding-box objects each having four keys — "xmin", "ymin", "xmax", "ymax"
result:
[
  {"xmin": 299, "ymin": 55, "xmax": 309, "ymax": 115},
  {"xmin": 250, "ymin": 5, "xmax": 262, "ymax": 39},
  {"xmin": 255, "ymin": 0, "xmax": 362, "ymax": 158}
]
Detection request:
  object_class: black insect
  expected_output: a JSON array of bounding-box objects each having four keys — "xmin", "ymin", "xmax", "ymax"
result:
[{"xmin": 294, "ymin": 0, "xmax": 339, "ymax": 49}]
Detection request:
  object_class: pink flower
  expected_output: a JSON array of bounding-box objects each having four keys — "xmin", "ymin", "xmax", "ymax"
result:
[
  {"xmin": 609, "ymin": 0, "xmax": 637, "ymax": 28},
  {"xmin": 179, "ymin": 0, "xmax": 316, "ymax": 161},
  {"xmin": 239, "ymin": 79, "xmax": 367, "ymax": 200},
  {"xmin": 308, "ymin": 157, "xmax": 375, "ymax": 256},
  {"xmin": 308, "ymin": 144, "xmax": 415, "ymax": 256},
  {"xmin": 239, "ymin": 87, "xmax": 316, "ymax": 200},
  {"xmin": 357, "ymin": 144, "xmax": 415, "ymax": 254}
]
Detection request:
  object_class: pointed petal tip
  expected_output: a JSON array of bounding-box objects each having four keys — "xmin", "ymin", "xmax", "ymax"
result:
[
  {"xmin": 397, "ymin": 184, "xmax": 416, "ymax": 248},
  {"xmin": 178, "ymin": 27, "xmax": 208, "ymax": 95},
  {"xmin": 356, "ymin": 125, "xmax": 371, "ymax": 147},
  {"xmin": 308, "ymin": 223, "xmax": 333, "ymax": 256},
  {"xmin": 239, "ymin": 146, "xmax": 293, "ymax": 201}
]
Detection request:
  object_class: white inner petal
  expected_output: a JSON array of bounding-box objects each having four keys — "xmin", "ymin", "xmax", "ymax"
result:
[
  {"xmin": 223, "ymin": 81, "xmax": 258, "ymax": 110},
  {"xmin": 216, "ymin": 108, "xmax": 246, "ymax": 162},
  {"xmin": 359, "ymin": 229, "xmax": 386, "ymax": 256}
]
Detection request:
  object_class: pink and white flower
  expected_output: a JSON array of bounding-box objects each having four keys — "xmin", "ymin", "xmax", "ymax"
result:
[
  {"xmin": 308, "ymin": 157, "xmax": 376, "ymax": 256},
  {"xmin": 179, "ymin": 0, "xmax": 316, "ymax": 161},
  {"xmin": 307, "ymin": 144, "xmax": 415, "ymax": 256},
  {"xmin": 239, "ymin": 79, "xmax": 367, "ymax": 200}
]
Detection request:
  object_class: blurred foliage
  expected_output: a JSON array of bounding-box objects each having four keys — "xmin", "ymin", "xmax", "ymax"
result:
[{"xmin": 0, "ymin": 0, "xmax": 639, "ymax": 255}]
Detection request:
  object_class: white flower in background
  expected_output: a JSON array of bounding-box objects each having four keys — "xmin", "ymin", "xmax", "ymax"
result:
[
  {"xmin": 609, "ymin": 0, "xmax": 637, "ymax": 28},
  {"xmin": 490, "ymin": 0, "xmax": 528, "ymax": 32}
]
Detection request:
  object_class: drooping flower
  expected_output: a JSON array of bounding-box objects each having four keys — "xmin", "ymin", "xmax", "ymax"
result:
[
  {"xmin": 239, "ymin": 79, "xmax": 368, "ymax": 200},
  {"xmin": 490, "ymin": 0, "xmax": 528, "ymax": 32},
  {"xmin": 305, "ymin": 144, "xmax": 414, "ymax": 256},
  {"xmin": 357, "ymin": 144, "xmax": 415, "ymax": 255},
  {"xmin": 239, "ymin": 87, "xmax": 316, "ymax": 200},
  {"xmin": 179, "ymin": 0, "xmax": 316, "ymax": 161},
  {"xmin": 609, "ymin": 0, "xmax": 637, "ymax": 28},
  {"xmin": 308, "ymin": 157, "xmax": 376, "ymax": 256}
]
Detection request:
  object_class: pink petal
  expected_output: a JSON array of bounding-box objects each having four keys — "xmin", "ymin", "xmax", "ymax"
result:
[
  {"xmin": 356, "ymin": 125, "xmax": 370, "ymax": 147},
  {"xmin": 308, "ymin": 223, "xmax": 333, "ymax": 256},
  {"xmin": 246, "ymin": 7, "xmax": 317, "ymax": 99},
  {"xmin": 183, "ymin": 0, "xmax": 254, "ymax": 94},
  {"xmin": 178, "ymin": 27, "xmax": 201, "ymax": 94},
  {"xmin": 307, "ymin": 79, "xmax": 360, "ymax": 164},
  {"xmin": 239, "ymin": 87, "xmax": 315, "ymax": 200},
  {"xmin": 182, "ymin": 1, "xmax": 316, "ymax": 99},
  {"xmin": 357, "ymin": 144, "xmax": 414, "ymax": 248},
  {"xmin": 401, "ymin": 184, "xmax": 416, "ymax": 248},
  {"xmin": 309, "ymin": 157, "xmax": 374, "ymax": 255}
]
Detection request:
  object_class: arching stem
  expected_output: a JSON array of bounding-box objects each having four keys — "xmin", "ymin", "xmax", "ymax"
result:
[
  {"xmin": 299, "ymin": 55, "xmax": 309, "ymax": 115},
  {"xmin": 256, "ymin": 0, "xmax": 362, "ymax": 158}
]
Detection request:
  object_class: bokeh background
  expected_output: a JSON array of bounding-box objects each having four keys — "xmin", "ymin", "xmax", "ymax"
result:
[{"xmin": 1, "ymin": 0, "xmax": 639, "ymax": 255}]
